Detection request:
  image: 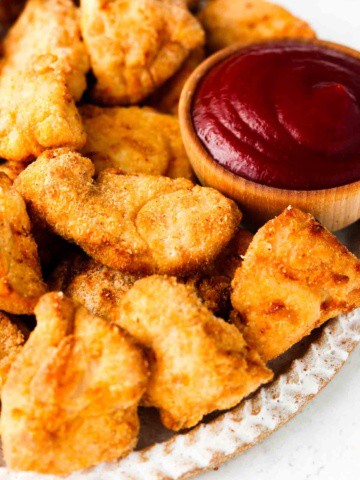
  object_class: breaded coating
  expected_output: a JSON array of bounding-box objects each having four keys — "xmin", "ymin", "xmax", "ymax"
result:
[
  {"xmin": 50, "ymin": 254, "xmax": 142, "ymax": 322},
  {"xmin": 0, "ymin": 54, "xmax": 86, "ymax": 163},
  {"xmin": 186, "ymin": 228, "xmax": 253, "ymax": 317},
  {"xmin": 232, "ymin": 207, "xmax": 360, "ymax": 361},
  {"xmin": 80, "ymin": 0, "xmax": 205, "ymax": 104},
  {"xmin": 0, "ymin": 312, "xmax": 25, "ymax": 393},
  {"xmin": 0, "ymin": 0, "xmax": 88, "ymax": 162},
  {"xmin": 49, "ymin": 230, "xmax": 251, "ymax": 322},
  {"xmin": 149, "ymin": 47, "xmax": 205, "ymax": 115},
  {"xmin": 199, "ymin": 0, "xmax": 316, "ymax": 52},
  {"xmin": 0, "ymin": 161, "xmax": 28, "ymax": 182},
  {"xmin": 3, "ymin": 0, "xmax": 89, "ymax": 101},
  {"xmin": 116, "ymin": 276, "xmax": 273, "ymax": 430},
  {"xmin": 0, "ymin": 173, "xmax": 46, "ymax": 314},
  {"xmin": 1, "ymin": 292, "xmax": 148, "ymax": 474},
  {"xmin": 80, "ymin": 105, "xmax": 194, "ymax": 180},
  {"xmin": 15, "ymin": 148, "xmax": 241, "ymax": 275}
]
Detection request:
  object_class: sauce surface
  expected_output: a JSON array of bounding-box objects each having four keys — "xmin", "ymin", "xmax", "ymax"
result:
[{"xmin": 192, "ymin": 41, "xmax": 360, "ymax": 190}]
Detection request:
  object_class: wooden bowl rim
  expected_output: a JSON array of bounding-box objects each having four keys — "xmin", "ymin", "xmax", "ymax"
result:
[{"xmin": 179, "ymin": 38, "xmax": 360, "ymax": 198}]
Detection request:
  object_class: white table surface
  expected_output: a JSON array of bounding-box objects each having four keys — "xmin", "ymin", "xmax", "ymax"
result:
[{"xmin": 200, "ymin": 1, "xmax": 360, "ymax": 479}]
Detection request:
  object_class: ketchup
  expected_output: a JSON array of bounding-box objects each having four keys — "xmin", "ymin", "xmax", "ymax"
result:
[{"xmin": 192, "ymin": 41, "xmax": 360, "ymax": 190}]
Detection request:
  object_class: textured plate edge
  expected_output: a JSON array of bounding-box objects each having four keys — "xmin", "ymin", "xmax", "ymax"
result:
[{"xmin": 0, "ymin": 309, "xmax": 358, "ymax": 480}]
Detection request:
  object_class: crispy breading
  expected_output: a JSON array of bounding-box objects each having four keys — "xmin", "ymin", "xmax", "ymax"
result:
[
  {"xmin": 116, "ymin": 275, "xmax": 273, "ymax": 430},
  {"xmin": 0, "ymin": 173, "xmax": 46, "ymax": 314},
  {"xmin": 186, "ymin": 228, "xmax": 253, "ymax": 316},
  {"xmin": 149, "ymin": 47, "xmax": 205, "ymax": 115},
  {"xmin": 0, "ymin": 54, "xmax": 86, "ymax": 163},
  {"xmin": 3, "ymin": 0, "xmax": 89, "ymax": 100},
  {"xmin": 50, "ymin": 254, "xmax": 142, "ymax": 322},
  {"xmin": 198, "ymin": 0, "xmax": 316, "ymax": 52},
  {"xmin": 80, "ymin": 0, "xmax": 205, "ymax": 104},
  {"xmin": 0, "ymin": 0, "xmax": 88, "ymax": 162},
  {"xmin": 0, "ymin": 161, "xmax": 28, "ymax": 182},
  {"xmin": 80, "ymin": 105, "xmax": 194, "ymax": 180},
  {"xmin": 15, "ymin": 148, "xmax": 241, "ymax": 275},
  {"xmin": 0, "ymin": 312, "xmax": 25, "ymax": 392},
  {"xmin": 231, "ymin": 207, "xmax": 360, "ymax": 361},
  {"xmin": 49, "ymin": 230, "xmax": 252, "ymax": 322},
  {"xmin": 1, "ymin": 292, "xmax": 149, "ymax": 474}
]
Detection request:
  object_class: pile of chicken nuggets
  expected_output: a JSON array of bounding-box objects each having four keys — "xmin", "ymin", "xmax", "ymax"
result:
[{"xmin": 0, "ymin": 0, "xmax": 359, "ymax": 475}]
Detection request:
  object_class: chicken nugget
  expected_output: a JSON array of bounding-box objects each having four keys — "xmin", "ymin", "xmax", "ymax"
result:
[
  {"xmin": 199, "ymin": 0, "xmax": 316, "ymax": 52},
  {"xmin": 0, "ymin": 161, "xmax": 28, "ymax": 182},
  {"xmin": 15, "ymin": 148, "xmax": 241, "ymax": 275},
  {"xmin": 0, "ymin": 0, "xmax": 88, "ymax": 162},
  {"xmin": 4, "ymin": 0, "xmax": 89, "ymax": 101},
  {"xmin": 49, "ymin": 230, "xmax": 251, "ymax": 323},
  {"xmin": 80, "ymin": 0, "xmax": 204, "ymax": 104},
  {"xmin": 1, "ymin": 292, "xmax": 148, "ymax": 474},
  {"xmin": 0, "ymin": 173, "xmax": 46, "ymax": 314},
  {"xmin": 0, "ymin": 312, "xmax": 25, "ymax": 392},
  {"xmin": 149, "ymin": 47, "xmax": 205, "ymax": 115},
  {"xmin": 0, "ymin": 54, "xmax": 86, "ymax": 163},
  {"xmin": 116, "ymin": 275, "xmax": 272, "ymax": 430},
  {"xmin": 232, "ymin": 207, "xmax": 360, "ymax": 361},
  {"xmin": 80, "ymin": 105, "xmax": 194, "ymax": 180},
  {"xmin": 50, "ymin": 254, "xmax": 142, "ymax": 322}
]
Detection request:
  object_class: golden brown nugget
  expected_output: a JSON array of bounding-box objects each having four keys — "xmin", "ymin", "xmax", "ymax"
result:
[
  {"xmin": 80, "ymin": 0, "xmax": 204, "ymax": 104},
  {"xmin": 15, "ymin": 148, "xmax": 241, "ymax": 275},
  {"xmin": 0, "ymin": 312, "xmax": 25, "ymax": 393},
  {"xmin": 3, "ymin": 0, "xmax": 89, "ymax": 101},
  {"xmin": 199, "ymin": 0, "xmax": 316, "ymax": 52},
  {"xmin": 0, "ymin": 0, "xmax": 88, "ymax": 162},
  {"xmin": 149, "ymin": 47, "xmax": 205, "ymax": 115},
  {"xmin": 0, "ymin": 54, "xmax": 86, "ymax": 163},
  {"xmin": 1, "ymin": 292, "xmax": 149, "ymax": 474},
  {"xmin": 0, "ymin": 161, "xmax": 28, "ymax": 182},
  {"xmin": 0, "ymin": 173, "xmax": 46, "ymax": 314},
  {"xmin": 80, "ymin": 105, "xmax": 194, "ymax": 180},
  {"xmin": 50, "ymin": 254, "xmax": 142, "ymax": 322},
  {"xmin": 116, "ymin": 276, "xmax": 272, "ymax": 431},
  {"xmin": 49, "ymin": 230, "xmax": 251, "ymax": 322},
  {"xmin": 232, "ymin": 207, "xmax": 360, "ymax": 362}
]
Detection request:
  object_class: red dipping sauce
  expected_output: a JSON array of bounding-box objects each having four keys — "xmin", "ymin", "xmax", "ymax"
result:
[{"xmin": 192, "ymin": 41, "xmax": 360, "ymax": 190}]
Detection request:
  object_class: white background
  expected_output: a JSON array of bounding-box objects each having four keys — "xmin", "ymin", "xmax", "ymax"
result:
[{"xmin": 200, "ymin": 1, "xmax": 360, "ymax": 479}]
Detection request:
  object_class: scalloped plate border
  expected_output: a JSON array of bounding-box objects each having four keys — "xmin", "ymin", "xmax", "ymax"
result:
[{"xmin": 0, "ymin": 308, "xmax": 359, "ymax": 480}]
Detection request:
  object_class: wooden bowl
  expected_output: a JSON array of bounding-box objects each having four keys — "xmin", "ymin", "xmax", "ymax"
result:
[{"xmin": 179, "ymin": 39, "xmax": 360, "ymax": 231}]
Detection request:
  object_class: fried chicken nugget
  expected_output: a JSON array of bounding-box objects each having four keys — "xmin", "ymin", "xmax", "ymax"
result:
[
  {"xmin": 232, "ymin": 207, "xmax": 360, "ymax": 361},
  {"xmin": 0, "ymin": 0, "xmax": 88, "ymax": 162},
  {"xmin": 116, "ymin": 276, "xmax": 273, "ymax": 430},
  {"xmin": 149, "ymin": 47, "xmax": 205, "ymax": 115},
  {"xmin": 80, "ymin": 0, "xmax": 205, "ymax": 104},
  {"xmin": 0, "ymin": 173, "xmax": 46, "ymax": 314},
  {"xmin": 50, "ymin": 254, "xmax": 142, "ymax": 322},
  {"xmin": 49, "ymin": 230, "xmax": 251, "ymax": 322},
  {"xmin": 0, "ymin": 161, "xmax": 28, "ymax": 182},
  {"xmin": 4, "ymin": 0, "xmax": 89, "ymax": 101},
  {"xmin": 1, "ymin": 292, "xmax": 148, "ymax": 474},
  {"xmin": 0, "ymin": 312, "xmax": 25, "ymax": 392},
  {"xmin": 199, "ymin": 0, "xmax": 316, "ymax": 52},
  {"xmin": 15, "ymin": 148, "xmax": 241, "ymax": 275},
  {"xmin": 80, "ymin": 105, "xmax": 194, "ymax": 180}
]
